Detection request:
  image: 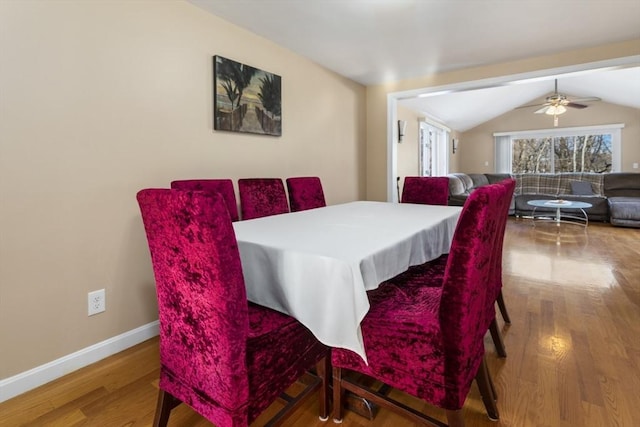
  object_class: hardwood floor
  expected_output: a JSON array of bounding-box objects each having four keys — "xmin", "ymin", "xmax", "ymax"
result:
[{"xmin": 1, "ymin": 218, "xmax": 639, "ymax": 426}]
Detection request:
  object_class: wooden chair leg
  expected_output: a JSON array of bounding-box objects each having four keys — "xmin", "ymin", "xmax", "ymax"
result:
[
  {"xmin": 489, "ymin": 318, "xmax": 507, "ymax": 358},
  {"xmin": 474, "ymin": 357, "xmax": 499, "ymax": 421},
  {"xmin": 496, "ymin": 291, "xmax": 511, "ymax": 324},
  {"xmin": 445, "ymin": 409, "xmax": 466, "ymax": 427},
  {"xmin": 153, "ymin": 389, "xmax": 181, "ymax": 427},
  {"xmin": 317, "ymin": 357, "xmax": 331, "ymax": 421},
  {"xmin": 485, "ymin": 359, "xmax": 497, "ymax": 401},
  {"xmin": 332, "ymin": 367, "xmax": 344, "ymax": 423}
]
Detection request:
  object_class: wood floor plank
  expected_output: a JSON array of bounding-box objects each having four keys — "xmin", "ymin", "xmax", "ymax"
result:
[
  {"xmin": 1, "ymin": 219, "xmax": 639, "ymax": 426},
  {"xmin": 0, "ymin": 397, "xmax": 54, "ymax": 426},
  {"xmin": 518, "ymin": 311, "xmax": 540, "ymax": 383},
  {"xmin": 20, "ymin": 387, "xmax": 107, "ymax": 427},
  {"xmin": 570, "ymin": 330, "xmax": 605, "ymax": 406},
  {"xmin": 542, "ymin": 357, "xmax": 567, "ymax": 424},
  {"xmin": 573, "ymin": 401, "xmax": 608, "ymax": 427},
  {"xmin": 79, "ymin": 371, "xmax": 158, "ymax": 417},
  {"xmin": 599, "ymin": 375, "xmax": 636, "ymax": 427}
]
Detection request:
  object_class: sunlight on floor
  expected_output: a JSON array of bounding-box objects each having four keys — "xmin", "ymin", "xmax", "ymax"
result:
[{"xmin": 505, "ymin": 224, "xmax": 616, "ymax": 288}]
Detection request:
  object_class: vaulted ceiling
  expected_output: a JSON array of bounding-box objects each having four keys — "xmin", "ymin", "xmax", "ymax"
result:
[
  {"xmin": 190, "ymin": 0, "xmax": 640, "ymax": 131},
  {"xmin": 399, "ymin": 66, "xmax": 640, "ymax": 131}
]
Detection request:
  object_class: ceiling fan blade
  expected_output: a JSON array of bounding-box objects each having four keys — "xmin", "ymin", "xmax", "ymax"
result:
[
  {"xmin": 515, "ymin": 102, "xmax": 549, "ymax": 110},
  {"xmin": 534, "ymin": 106, "xmax": 551, "ymax": 114},
  {"xmin": 567, "ymin": 96, "xmax": 601, "ymax": 103},
  {"xmin": 566, "ymin": 102, "xmax": 588, "ymax": 109}
]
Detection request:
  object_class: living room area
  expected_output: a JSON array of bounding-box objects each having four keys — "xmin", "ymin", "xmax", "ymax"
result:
[
  {"xmin": 395, "ymin": 65, "xmax": 639, "ymax": 176},
  {"xmin": 395, "ymin": 62, "xmax": 640, "ymax": 228},
  {"xmin": 373, "ymin": 60, "xmax": 640, "ymax": 425}
]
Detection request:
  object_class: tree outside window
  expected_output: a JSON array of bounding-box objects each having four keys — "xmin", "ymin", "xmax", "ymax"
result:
[{"xmin": 512, "ymin": 134, "xmax": 612, "ymax": 173}]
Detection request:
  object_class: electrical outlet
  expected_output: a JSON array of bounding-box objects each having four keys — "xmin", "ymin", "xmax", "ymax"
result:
[{"xmin": 88, "ymin": 289, "xmax": 106, "ymax": 316}]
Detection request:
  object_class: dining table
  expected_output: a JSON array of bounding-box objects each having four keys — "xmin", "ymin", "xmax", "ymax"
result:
[{"xmin": 232, "ymin": 200, "xmax": 462, "ymax": 363}]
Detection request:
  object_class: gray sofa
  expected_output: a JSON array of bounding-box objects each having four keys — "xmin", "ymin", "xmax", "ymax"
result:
[
  {"xmin": 604, "ymin": 173, "xmax": 640, "ymax": 228},
  {"xmin": 448, "ymin": 173, "xmax": 515, "ymax": 214},
  {"xmin": 447, "ymin": 172, "xmax": 640, "ymax": 227}
]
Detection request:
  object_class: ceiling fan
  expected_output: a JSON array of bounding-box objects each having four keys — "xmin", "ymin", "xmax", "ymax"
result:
[{"xmin": 518, "ymin": 79, "xmax": 601, "ymax": 126}]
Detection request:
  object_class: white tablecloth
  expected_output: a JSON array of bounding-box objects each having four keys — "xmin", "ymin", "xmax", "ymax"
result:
[{"xmin": 232, "ymin": 201, "xmax": 462, "ymax": 362}]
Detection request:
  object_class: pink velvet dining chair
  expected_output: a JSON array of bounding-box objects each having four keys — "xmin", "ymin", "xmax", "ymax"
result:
[
  {"xmin": 136, "ymin": 189, "xmax": 329, "ymax": 427},
  {"xmin": 170, "ymin": 179, "xmax": 239, "ymax": 222},
  {"xmin": 486, "ymin": 178, "xmax": 517, "ymax": 355},
  {"xmin": 395, "ymin": 178, "xmax": 516, "ymax": 358},
  {"xmin": 331, "ymin": 183, "xmax": 509, "ymax": 427},
  {"xmin": 286, "ymin": 176, "xmax": 326, "ymax": 212},
  {"xmin": 401, "ymin": 176, "xmax": 450, "ymax": 206},
  {"xmin": 238, "ymin": 178, "xmax": 289, "ymax": 220}
]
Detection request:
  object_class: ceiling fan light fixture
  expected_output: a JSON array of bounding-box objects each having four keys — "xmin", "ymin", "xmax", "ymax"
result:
[{"xmin": 545, "ymin": 105, "xmax": 566, "ymax": 115}]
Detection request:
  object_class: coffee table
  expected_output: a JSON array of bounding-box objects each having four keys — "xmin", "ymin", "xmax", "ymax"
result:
[{"xmin": 527, "ymin": 199, "xmax": 592, "ymax": 226}]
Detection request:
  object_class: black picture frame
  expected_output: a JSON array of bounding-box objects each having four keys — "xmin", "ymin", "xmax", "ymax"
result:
[{"xmin": 213, "ymin": 55, "xmax": 282, "ymax": 136}]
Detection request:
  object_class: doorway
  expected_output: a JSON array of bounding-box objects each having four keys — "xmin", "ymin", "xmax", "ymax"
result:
[{"xmin": 419, "ymin": 120, "xmax": 449, "ymax": 177}]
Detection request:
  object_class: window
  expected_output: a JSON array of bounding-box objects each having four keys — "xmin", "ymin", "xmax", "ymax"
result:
[
  {"xmin": 420, "ymin": 119, "xmax": 449, "ymax": 177},
  {"xmin": 512, "ymin": 134, "xmax": 612, "ymax": 173},
  {"xmin": 495, "ymin": 124, "xmax": 623, "ymax": 173}
]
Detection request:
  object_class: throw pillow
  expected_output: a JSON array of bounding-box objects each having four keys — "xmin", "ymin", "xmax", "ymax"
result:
[{"xmin": 570, "ymin": 180, "xmax": 593, "ymax": 195}]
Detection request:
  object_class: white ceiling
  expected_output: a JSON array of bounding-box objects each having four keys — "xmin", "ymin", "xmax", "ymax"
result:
[
  {"xmin": 400, "ymin": 67, "xmax": 640, "ymax": 131},
  {"xmin": 190, "ymin": 0, "xmax": 640, "ymax": 131}
]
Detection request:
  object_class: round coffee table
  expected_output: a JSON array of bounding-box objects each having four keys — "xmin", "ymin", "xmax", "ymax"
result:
[{"xmin": 527, "ymin": 199, "xmax": 592, "ymax": 226}]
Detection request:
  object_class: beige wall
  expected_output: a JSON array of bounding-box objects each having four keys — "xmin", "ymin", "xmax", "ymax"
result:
[
  {"xmin": 458, "ymin": 100, "xmax": 640, "ymax": 173},
  {"xmin": 0, "ymin": 1, "xmax": 366, "ymax": 379},
  {"xmin": 367, "ymin": 39, "xmax": 640, "ymax": 201},
  {"xmin": 450, "ymin": 130, "xmax": 462, "ymax": 172}
]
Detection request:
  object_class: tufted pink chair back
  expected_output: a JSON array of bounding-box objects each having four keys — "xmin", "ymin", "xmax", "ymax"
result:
[
  {"xmin": 286, "ymin": 176, "xmax": 326, "ymax": 212},
  {"xmin": 238, "ymin": 178, "xmax": 289, "ymax": 220},
  {"xmin": 170, "ymin": 179, "xmax": 239, "ymax": 222},
  {"xmin": 401, "ymin": 176, "xmax": 450, "ymax": 205}
]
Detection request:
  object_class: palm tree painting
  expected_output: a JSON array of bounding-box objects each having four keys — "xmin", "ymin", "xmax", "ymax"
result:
[{"xmin": 214, "ymin": 56, "xmax": 282, "ymax": 136}]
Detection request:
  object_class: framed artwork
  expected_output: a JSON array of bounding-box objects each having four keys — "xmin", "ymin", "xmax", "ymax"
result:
[{"xmin": 213, "ymin": 55, "xmax": 282, "ymax": 136}]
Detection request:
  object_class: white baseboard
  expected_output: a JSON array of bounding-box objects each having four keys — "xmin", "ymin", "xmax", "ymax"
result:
[{"xmin": 0, "ymin": 320, "xmax": 159, "ymax": 403}]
